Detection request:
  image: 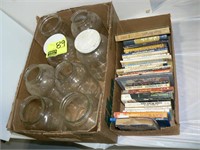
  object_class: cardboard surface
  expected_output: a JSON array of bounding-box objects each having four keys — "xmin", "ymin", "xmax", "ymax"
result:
[
  {"xmin": 111, "ymin": 14, "xmax": 180, "ymax": 136},
  {"xmin": 7, "ymin": 2, "xmax": 118, "ymax": 143}
]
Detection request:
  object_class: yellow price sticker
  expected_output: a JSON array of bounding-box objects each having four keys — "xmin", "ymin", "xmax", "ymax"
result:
[{"xmin": 46, "ymin": 38, "xmax": 67, "ymax": 58}]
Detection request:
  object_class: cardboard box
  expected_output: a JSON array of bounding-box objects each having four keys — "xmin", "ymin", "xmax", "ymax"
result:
[
  {"xmin": 7, "ymin": 2, "xmax": 119, "ymax": 143},
  {"xmin": 111, "ymin": 14, "xmax": 180, "ymax": 135}
]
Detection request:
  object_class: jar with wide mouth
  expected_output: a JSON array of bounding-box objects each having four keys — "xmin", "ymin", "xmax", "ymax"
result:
[
  {"xmin": 19, "ymin": 95, "xmax": 62, "ymax": 131},
  {"xmin": 75, "ymin": 29, "xmax": 108, "ymax": 81},
  {"xmin": 70, "ymin": 9, "xmax": 107, "ymax": 38},
  {"xmin": 55, "ymin": 61, "xmax": 101, "ymax": 99},
  {"xmin": 24, "ymin": 64, "xmax": 63, "ymax": 102},
  {"xmin": 59, "ymin": 92, "xmax": 98, "ymax": 131},
  {"xmin": 36, "ymin": 13, "xmax": 77, "ymax": 66}
]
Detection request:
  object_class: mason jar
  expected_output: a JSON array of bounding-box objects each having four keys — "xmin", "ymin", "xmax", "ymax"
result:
[
  {"xmin": 36, "ymin": 13, "xmax": 77, "ymax": 66},
  {"xmin": 19, "ymin": 95, "xmax": 62, "ymax": 131},
  {"xmin": 55, "ymin": 61, "xmax": 101, "ymax": 99},
  {"xmin": 24, "ymin": 64, "xmax": 63, "ymax": 102},
  {"xmin": 59, "ymin": 92, "xmax": 98, "ymax": 131},
  {"xmin": 70, "ymin": 10, "xmax": 106, "ymax": 38},
  {"xmin": 75, "ymin": 29, "xmax": 108, "ymax": 81}
]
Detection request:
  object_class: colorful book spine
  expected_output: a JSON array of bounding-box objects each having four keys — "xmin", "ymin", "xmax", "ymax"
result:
[
  {"xmin": 115, "ymin": 27, "xmax": 170, "ymax": 42},
  {"xmin": 123, "ymin": 35, "xmax": 168, "ymax": 47}
]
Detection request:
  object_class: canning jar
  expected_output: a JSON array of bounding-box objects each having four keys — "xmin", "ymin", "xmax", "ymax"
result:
[
  {"xmin": 70, "ymin": 10, "xmax": 106, "ymax": 38},
  {"xmin": 75, "ymin": 29, "xmax": 107, "ymax": 81},
  {"xmin": 24, "ymin": 64, "xmax": 63, "ymax": 102},
  {"xmin": 55, "ymin": 61, "xmax": 101, "ymax": 98},
  {"xmin": 37, "ymin": 13, "xmax": 77, "ymax": 66},
  {"xmin": 59, "ymin": 92, "xmax": 98, "ymax": 131},
  {"xmin": 19, "ymin": 95, "xmax": 62, "ymax": 131}
]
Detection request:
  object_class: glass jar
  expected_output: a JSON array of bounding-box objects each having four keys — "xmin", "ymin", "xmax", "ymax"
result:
[
  {"xmin": 24, "ymin": 64, "xmax": 63, "ymax": 102},
  {"xmin": 75, "ymin": 29, "xmax": 107, "ymax": 81},
  {"xmin": 59, "ymin": 92, "xmax": 98, "ymax": 131},
  {"xmin": 70, "ymin": 10, "xmax": 106, "ymax": 38},
  {"xmin": 37, "ymin": 13, "xmax": 77, "ymax": 66},
  {"xmin": 55, "ymin": 61, "xmax": 101, "ymax": 98},
  {"xmin": 19, "ymin": 95, "xmax": 62, "ymax": 131}
]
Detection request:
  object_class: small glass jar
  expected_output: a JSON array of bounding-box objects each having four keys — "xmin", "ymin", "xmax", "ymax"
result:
[
  {"xmin": 70, "ymin": 10, "xmax": 106, "ymax": 38},
  {"xmin": 24, "ymin": 64, "xmax": 63, "ymax": 102},
  {"xmin": 59, "ymin": 92, "xmax": 98, "ymax": 131},
  {"xmin": 55, "ymin": 61, "xmax": 101, "ymax": 98},
  {"xmin": 75, "ymin": 29, "xmax": 107, "ymax": 81},
  {"xmin": 37, "ymin": 13, "xmax": 77, "ymax": 66},
  {"xmin": 19, "ymin": 95, "xmax": 62, "ymax": 131}
]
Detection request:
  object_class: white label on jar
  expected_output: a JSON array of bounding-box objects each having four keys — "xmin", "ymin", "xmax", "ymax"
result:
[{"xmin": 43, "ymin": 33, "xmax": 67, "ymax": 58}]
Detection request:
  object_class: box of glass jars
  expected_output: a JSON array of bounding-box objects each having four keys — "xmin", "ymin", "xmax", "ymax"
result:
[
  {"xmin": 7, "ymin": 2, "xmax": 119, "ymax": 143},
  {"xmin": 111, "ymin": 14, "xmax": 180, "ymax": 135}
]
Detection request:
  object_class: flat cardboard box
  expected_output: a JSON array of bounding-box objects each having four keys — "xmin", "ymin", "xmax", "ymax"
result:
[
  {"xmin": 7, "ymin": 2, "xmax": 119, "ymax": 143},
  {"xmin": 111, "ymin": 14, "xmax": 180, "ymax": 135}
]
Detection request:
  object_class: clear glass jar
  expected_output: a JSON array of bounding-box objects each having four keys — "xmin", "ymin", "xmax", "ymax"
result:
[
  {"xmin": 59, "ymin": 92, "xmax": 98, "ymax": 131},
  {"xmin": 19, "ymin": 95, "xmax": 62, "ymax": 131},
  {"xmin": 24, "ymin": 64, "xmax": 63, "ymax": 102},
  {"xmin": 37, "ymin": 13, "xmax": 77, "ymax": 66},
  {"xmin": 75, "ymin": 29, "xmax": 107, "ymax": 81},
  {"xmin": 70, "ymin": 10, "xmax": 106, "ymax": 38},
  {"xmin": 55, "ymin": 61, "xmax": 101, "ymax": 98}
]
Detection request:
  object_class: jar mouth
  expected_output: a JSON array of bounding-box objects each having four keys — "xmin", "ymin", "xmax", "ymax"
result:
[
  {"xmin": 24, "ymin": 65, "xmax": 42, "ymax": 83},
  {"xmin": 39, "ymin": 13, "xmax": 62, "ymax": 36},
  {"xmin": 55, "ymin": 61, "xmax": 73, "ymax": 81},
  {"xmin": 71, "ymin": 10, "xmax": 88, "ymax": 24},
  {"xmin": 20, "ymin": 96, "xmax": 46, "ymax": 124},
  {"xmin": 60, "ymin": 92, "xmax": 92, "ymax": 126}
]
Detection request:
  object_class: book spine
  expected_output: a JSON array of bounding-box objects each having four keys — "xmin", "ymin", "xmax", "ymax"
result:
[
  {"xmin": 123, "ymin": 35, "xmax": 168, "ymax": 47},
  {"xmin": 114, "ymin": 111, "xmax": 168, "ymax": 118},
  {"xmin": 115, "ymin": 27, "xmax": 170, "ymax": 41},
  {"xmin": 124, "ymin": 107, "xmax": 171, "ymax": 112},
  {"xmin": 123, "ymin": 43, "xmax": 167, "ymax": 53},
  {"xmin": 123, "ymin": 86, "xmax": 174, "ymax": 94},
  {"xmin": 124, "ymin": 101, "xmax": 171, "ymax": 108}
]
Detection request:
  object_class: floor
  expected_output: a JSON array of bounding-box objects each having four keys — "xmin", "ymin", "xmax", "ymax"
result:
[{"xmin": 0, "ymin": 139, "xmax": 194, "ymax": 150}]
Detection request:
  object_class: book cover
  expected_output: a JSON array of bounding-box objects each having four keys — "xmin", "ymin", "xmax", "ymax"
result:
[
  {"xmin": 123, "ymin": 34, "xmax": 168, "ymax": 47},
  {"xmin": 115, "ymin": 27, "xmax": 170, "ymax": 42}
]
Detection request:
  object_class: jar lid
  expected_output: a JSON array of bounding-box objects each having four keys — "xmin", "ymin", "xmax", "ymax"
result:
[{"xmin": 74, "ymin": 29, "xmax": 101, "ymax": 54}]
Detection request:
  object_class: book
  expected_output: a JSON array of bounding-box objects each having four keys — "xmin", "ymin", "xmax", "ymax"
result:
[
  {"xmin": 117, "ymin": 68, "xmax": 171, "ymax": 77},
  {"xmin": 122, "ymin": 48, "xmax": 169, "ymax": 60},
  {"xmin": 115, "ymin": 117, "xmax": 160, "ymax": 130},
  {"xmin": 115, "ymin": 27, "xmax": 170, "ymax": 42},
  {"xmin": 124, "ymin": 107, "xmax": 172, "ymax": 112},
  {"xmin": 123, "ymin": 43, "xmax": 167, "ymax": 53},
  {"xmin": 123, "ymin": 86, "xmax": 174, "ymax": 94},
  {"xmin": 114, "ymin": 111, "xmax": 169, "ymax": 119},
  {"xmin": 121, "ymin": 91, "xmax": 174, "ymax": 103},
  {"xmin": 123, "ymin": 34, "xmax": 168, "ymax": 47},
  {"xmin": 115, "ymin": 72, "xmax": 173, "ymax": 90},
  {"xmin": 124, "ymin": 101, "xmax": 171, "ymax": 108}
]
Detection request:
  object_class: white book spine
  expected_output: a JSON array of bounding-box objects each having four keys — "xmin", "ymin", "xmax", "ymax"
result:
[{"xmin": 125, "ymin": 101, "xmax": 171, "ymax": 108}]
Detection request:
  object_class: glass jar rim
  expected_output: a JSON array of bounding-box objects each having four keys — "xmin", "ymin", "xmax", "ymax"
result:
[
  {"xmin": 39, "ymin": 13, "xmax": 62, "ymax": 37},
  {"xmin": 24, "ymin": 64, "xmax": 42, "ymax": 84},
  {"xmin": 59, "ymin": 92, "xmax": 92, "ymax": 126},
  {"xmin": 70, "ymin": 10, "xmax": 89, "ymax": 23},
  {"xmin": 19, "ymin": 96, "xmax": 46, "ymax": 124}
]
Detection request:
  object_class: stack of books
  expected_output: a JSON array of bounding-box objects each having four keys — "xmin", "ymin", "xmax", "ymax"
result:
[{"xmin": 113, "ymin": 27, "xmax": 175, "ymax": 131}]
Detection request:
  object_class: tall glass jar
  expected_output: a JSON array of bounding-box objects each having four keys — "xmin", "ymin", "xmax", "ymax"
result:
[
  {"xmin": 75, "ymin": 29, "xmax": 107, "ymax": 81},
  {"xmin": 37, "ymin": 13, "xmax": 77, "ymax": 66},
  {"xmin": 24, "ymin": 64, "xmax": 63, "ymax": 102},
  {"xmin": 70, "ymin": 10, "xmax": 107, "ymax": 38},
  {"xmin": 19, "ymin": 95, "xmax": 62, "ymax": 131},
  {"xmin": 55, "ymin": 61, "xmax": 101, "ymax": 98},
  {"xmin": 59, "ymin": 92, "xmax": 98, "ymax": 131}
]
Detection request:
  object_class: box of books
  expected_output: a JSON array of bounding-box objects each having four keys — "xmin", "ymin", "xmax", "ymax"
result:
[
  {"xmin": 111, "ymin": 14, "xmax": 180, "ymax": 135},
  {"xmin": 7, "ymin": 2, "xmax": 119, "ymax": 143}
]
